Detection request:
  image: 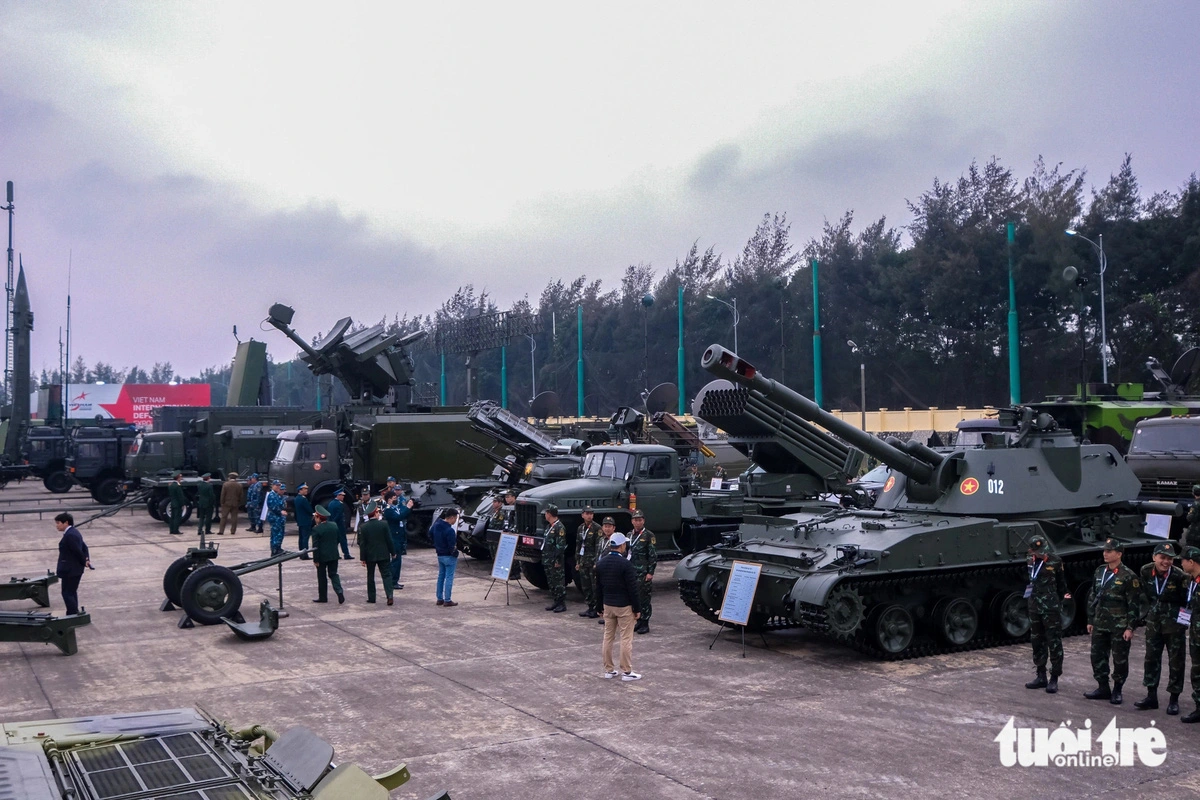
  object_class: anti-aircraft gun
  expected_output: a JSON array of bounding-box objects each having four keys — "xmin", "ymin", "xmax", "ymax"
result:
[
  {"xmin": 264, "ymin": 305, "xmax": 496, "ymax": 523},
  {"xmin": 674, "ymin": 345, "xmax": 1179, "ymax": 659}
]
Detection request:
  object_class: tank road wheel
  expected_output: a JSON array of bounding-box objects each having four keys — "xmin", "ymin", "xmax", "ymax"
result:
[
  {"xmin": 92, "ymin": 477, "xmax": 126, "ymax": 506},
  {"xmin": 522, "ymin": 562, "xmax": 549, "ymax": 590},
  {"xmin": 179, "ymin": 564, "xmax": 244, "ymax": 626},
  {"xmin": 824, "ymin": 586, "xmax": 866, "ymax": 638},
  {"xmin": 992, "ymin": 591, "xmax": 1031, "ymax": 639},
  {"xmin": 871, "ymin": 605, "xmax": 915, "ymax": 655},
  {"xmin": 698, "ymin": 573, "xmax": 726, "ymax": 611},
  {"xmin": 162, "ymin": 556, "xmax": 205, "ymax": 607},
  {"xmin": 933, "ymin": 597, "xmax": 979, "ymax": 646},
  {"xmin": 43, "ymin": 471, "xmax": 73, "ymax": 494}
]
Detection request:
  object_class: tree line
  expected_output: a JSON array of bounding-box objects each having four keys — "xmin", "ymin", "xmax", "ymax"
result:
[{"xmin": 52, "ymin": 154, "xmax": 1200, "ymax": 416}]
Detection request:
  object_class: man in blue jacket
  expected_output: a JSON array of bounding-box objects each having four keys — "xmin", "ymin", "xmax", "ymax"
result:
[
  {"xmin": 327, "ymin": 487, "xmax": 352, "ymax": 560},
  {"xmin": 383, "ymin": 492, "xmax": 413, "ymax": 590},
  {"xmin": 293, "ymin": 483, "xmax": 314, "ymax": 560},
  {"xmin": 431, "ymin": 507, "xmax": 460, "ymax": 607},
  {"xmin": 54, "ymin": 512, "xmax": 90, "ymax": 616}
]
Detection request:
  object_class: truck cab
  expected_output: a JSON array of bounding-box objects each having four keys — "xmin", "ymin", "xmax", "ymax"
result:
[
  {"xmin": 23, "ymin": 426, "xmax": 71, "ymax": 493},
  {"xmin": 270, "ymin": 429, "xmax": 340, "ymax": 504},
  {"xmin": 126, "ymin": 431, "xmax": 187, "ymax": 480},
  {"xmin": 1128, "ymin": 416, "xmax": 1200, "ymax": 539},
  {"xmin": 67, "ymin": 424, "xmax": 140, "ymax": 504}
]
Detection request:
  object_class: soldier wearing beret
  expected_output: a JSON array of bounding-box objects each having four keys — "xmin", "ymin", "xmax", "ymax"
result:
[
  {"xmin": 576, "ymin": 506, "xmax": 604, "ymax": 618},
  {"xmin": 1085, "ymin": 538, "xmax": 1143, "ymax": 704},
  {"xmin": 1024, "ymin": 534, "xmax": 1071, "ymax": 693},
  {"xmin": 310, "ymin": 505, "xmax": 345, "ymax": 604},
  {"xmin": 1135, "ymin": 541, "xmax": 1187, "ymax": 713},
  {"xmin": 629, "ymin": 510, "xmax": 657, "ymax": 635},
  {"xmin": 542, "ymin": 505, "xmax": 568, "ymax": 612},
  {"xmin": 1185, "ymin": 485, "xmax": 1200, "ymax": 549},
  {"xmin": 195, "ymin": 473, "xmax": 215, "ymax": 538},
  {"xmin": 1179, "ymin": 546, "xmax": 1200, "ymax": 723},
  {"xmin": 357, "ymin": 501, "xmax": 396, "ymax": 606}
]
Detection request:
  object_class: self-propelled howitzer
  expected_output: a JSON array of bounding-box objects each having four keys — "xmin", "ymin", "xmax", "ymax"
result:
[{"xmin": 674, "ymin": 345, "xmax": 1179, "ymax": 659}]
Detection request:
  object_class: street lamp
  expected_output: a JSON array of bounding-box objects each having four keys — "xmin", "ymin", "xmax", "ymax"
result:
[
  {"xmin": 527, "ymin": 334, "xmax": 536, "ymax": 400},
  {"xmin": 1065, "ymin": 229, "xmax": 1108, "ymax": 383},
  {"xmin": 706, "ymin": 294, "xmax": 740, "ymax": 353},
  {"xmin": 847, "ymin": 340, "xmax": 865, "ymax": 431}
]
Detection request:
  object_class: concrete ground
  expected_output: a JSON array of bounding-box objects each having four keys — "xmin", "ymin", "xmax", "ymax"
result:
[{"xmin": 3, "ymin": 482, "xmax": 1200, "ymax": 799}]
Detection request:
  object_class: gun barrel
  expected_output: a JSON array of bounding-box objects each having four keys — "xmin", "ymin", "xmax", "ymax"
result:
[
  {"xmin": 266, "ymin": 304, "xmax": 322, "ymax": 362},
  {"xmin": 700, "ymin": 344, "xmax": 935, "ymax": 484}
]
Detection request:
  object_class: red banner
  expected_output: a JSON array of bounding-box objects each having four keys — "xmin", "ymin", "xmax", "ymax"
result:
[{"xmin": 64, "ymin": 384, "xmax": 211, "ymax": 427}]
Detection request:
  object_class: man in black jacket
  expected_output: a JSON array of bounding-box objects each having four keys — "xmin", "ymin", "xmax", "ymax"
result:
[
  {"xmin": 595, "ymin": 532, "xmax": 642, "ymax": 681},
  {"xmin": 54, "ymin": 512, "xmax": 90, "ymax": 615}
]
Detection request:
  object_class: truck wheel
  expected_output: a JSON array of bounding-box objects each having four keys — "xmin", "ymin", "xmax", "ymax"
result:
[
  {"xmin": 91, "ymin": 478, "xmax": 126, "ymax": 506},
  {"xmin": 180, "ymin": 503, "xmax": 194, "ymax": 524},
  {"xmin": 162, "ymin": 556, "xmax": 206, "ymax": 606},
  {"xmin": 522, "ymin": 562, "xmax": 549, "ymax": 590},
  {"xmin": 155, "ymin": 497, "xmax": 172, "ymax": 523},
  {"xmin": 179, "ymin": 564, "xmax": 244, "ymax": 625},
  {"xmin": 147, "ymin": 497, "xmax": 162, "ymax": 521},
  {"xmin": 43, "ymin": 472, "xmax": 73, "ymax": 494}
]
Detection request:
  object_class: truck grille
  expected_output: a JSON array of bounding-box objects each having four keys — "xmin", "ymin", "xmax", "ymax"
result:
[
  {"xmin": 1140, "ymin": 479, "xmax": 1194, "ymax": 501},
  {"xmin": 514, "ymin": 502, "xmax": 540, "ymax": 534}
]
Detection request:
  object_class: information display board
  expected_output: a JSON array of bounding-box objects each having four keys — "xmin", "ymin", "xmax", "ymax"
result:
[
  {"xmin": 718, "ymin": 561, "xmax": 763, "ymax": 627},
  {"xmin": 491, "ymin": 533, "xmax": 518, "ymax": 581}
]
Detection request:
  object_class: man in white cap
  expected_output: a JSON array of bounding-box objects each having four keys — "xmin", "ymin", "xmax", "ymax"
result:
[{"xmin": 594, "ymin": 532, "xmax": 643, "ymax": 681}]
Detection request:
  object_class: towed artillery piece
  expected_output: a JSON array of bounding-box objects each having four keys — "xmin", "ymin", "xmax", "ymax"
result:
[
  {"xmin": 0, "ymin": 706, "xmax": 438, "ymax": 799},
  {"xmin": 675, "ymin": 345, "xmax": 1179, "ymax": 659}
]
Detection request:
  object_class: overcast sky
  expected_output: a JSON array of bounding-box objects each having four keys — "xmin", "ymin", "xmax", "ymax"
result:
[{"xmin": 1, "ymin": 1, "xmax": 1196, "ymax": 379}]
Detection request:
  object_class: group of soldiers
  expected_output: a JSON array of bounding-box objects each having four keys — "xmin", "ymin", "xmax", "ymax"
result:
[
  {"xmin": 488, "ymin": 496, "xmax": 657, "ymax": 634},
  {"xmin": 1025, "ymin": 521, "xmax": 1200, "ymax": 722}
]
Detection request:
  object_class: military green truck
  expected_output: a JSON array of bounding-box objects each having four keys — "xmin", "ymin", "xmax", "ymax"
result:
[
  {"xmin": 1127, "ymin": 415, "xmax": 1200, "ymax": 539},
  {"xmin": 23, "ymin": 424, "xmax": 71, "ymax": 492},
  {"xmin": 67, "ymin": 423, "xmax": 141, "ymax": 504},
  {"xmin": 126, "ymin": 406, "xmax": 316, "ymax": 522}
]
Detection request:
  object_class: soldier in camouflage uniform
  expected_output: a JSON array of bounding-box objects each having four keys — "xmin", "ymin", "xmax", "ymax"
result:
[
  {"xmin": 1134, "ymin": 541, "xmax": 1187, "ymax": 713},
  {"xmin": 266, "ymin": 480, "xmax": 288, "ymax": 556},
  {"xmin": 1023, "ymin": 535, "xmax": 1070, "ymax": 693},
  {"xmin": 245, "ymin": 475, "xmax": 264, "ymax": 534},
  {"xmin": 1085, "ymin": 538, "xmax": 1143, "ymax": 704},
  {"xmin": 1178, "ymin": 547, "xmax": 1200, "ymax": 723},
  {"xmin": 1185, "ymin": 485, "xmax": 1200, "ymax": 549},
  {"xmin": 576, "ymin": 507, "xmax": 604, "ymax": 618},
  {"xmin": 542, "ymin": 505, "xmax": 567, "ymax": 613},
  {"xmin": 628, "ymin": 510, "xmax": 657, "ymax": 634}
]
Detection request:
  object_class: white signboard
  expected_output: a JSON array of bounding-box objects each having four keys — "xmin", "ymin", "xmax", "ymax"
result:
[
  {"xmin": 709, "ymin": 478, "xmax": 723, "ymax": 490},
  {"xmin": 1145, "ymin": 514, "xmax": 1172, "ymax": 538},
  {"xmin": 718, "ymin": 560, "xmax": 763, "ymax": 627},
  {"xmin": 491, "ymin": 533, "xmax": 518, "ymax": 581}
]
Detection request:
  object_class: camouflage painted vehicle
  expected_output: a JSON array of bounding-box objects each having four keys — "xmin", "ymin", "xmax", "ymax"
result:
[
  {"xmin": 0, "ymin": 707, "xmax": 440, "ymax": 799},
  {"xmin": 674, "ymin": 345, "xmax": 1178, "ymax": 659},
  {"xmin": 1030, "ymin": 348, "xmax": 1200, "ymax": 455}
]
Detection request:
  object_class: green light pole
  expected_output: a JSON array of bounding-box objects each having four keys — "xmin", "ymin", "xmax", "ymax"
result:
[
  {"xmin": 811, "ymin": 258, "xmax": 823, "ymax": 408},
  {"xmin": 677, "ymin": 285, "xmax": 685, "ymax": 415},
  {"xmin": 500, "ymin": 344, "xmax": 507, "ymax": 409},
  {"xmin": 439, "ymin": 351, "xmax": 447, "ymax": 405},
  {"xmin": 1006, "ymin": 222, "xmax": 1021, "ymax": 404},
  {"xmin": 576, "ymin": 304, "xmax": 584, "ymax": 417}
]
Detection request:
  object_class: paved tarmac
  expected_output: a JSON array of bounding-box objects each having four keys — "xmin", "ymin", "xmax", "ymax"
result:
[{"xmin": 3, "ymin": 482, "xmax": 1200, "ymax": 799}]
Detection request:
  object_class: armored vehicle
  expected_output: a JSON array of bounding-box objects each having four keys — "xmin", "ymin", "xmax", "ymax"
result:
[
  {"xmin": 0, "ymin": 707, "xmax": 440, "ymax": 799},
  {"xmin": 1030, "ymin": 348, "xmax": 1200, "ymax": 454},
  {"xmin": 674, "ymin": 345, "xmax": 1177, "ymax": 659}
]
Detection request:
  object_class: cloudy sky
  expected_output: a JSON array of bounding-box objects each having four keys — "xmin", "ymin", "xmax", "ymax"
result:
[{"xmin": 1, "ymin": 1, "xmax": 1196, "ymax": 379}]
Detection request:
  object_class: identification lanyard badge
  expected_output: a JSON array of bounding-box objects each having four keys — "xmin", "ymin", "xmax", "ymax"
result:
[
  {"xmin": 1180, "ymin": 581, "xmax": 1197, "ymax": 626},
  {"xmin": 1025, "ymin": 560, "xmax": 1043, "ymax": 598}
]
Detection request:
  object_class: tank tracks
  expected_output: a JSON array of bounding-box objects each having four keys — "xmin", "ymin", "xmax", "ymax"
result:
[{"xmin": 680, "ymin": 546, "xmax": 1154, "ymax": 661}]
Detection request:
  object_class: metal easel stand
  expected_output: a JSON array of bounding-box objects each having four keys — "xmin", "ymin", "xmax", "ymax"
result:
[
  {"xmin": 709, "ymin": 623, "xmax": 769, "ymax": 658},
  {"xmin": 484, "ymin": 577, "xmax": 530, "ymax": 606}
]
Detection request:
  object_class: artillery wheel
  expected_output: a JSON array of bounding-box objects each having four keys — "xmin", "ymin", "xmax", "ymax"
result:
[
  {"xmin": 163, "ymin": 556, "xmax": 206, "ymax": 606},
  {"xmin": 43, "ymin": 471, "xmax": 73, "ymax": 494},
  {"xmin": 991, "ymin": 591, "xmax": 1031, "ymax": 639},
  {"xmin": 871, "ymin": 604, "xmax": 914, "ymax": 655},
  {"xmin": 92, "ymin": 477, "xmax": 126, "ymax": 506},
  {"xmin": 824, "ymin": 585, "xmax": 866, "ymax": 638},
  {"xmin": 522, "ymin": 561, "xmax": 549, "ymax": 590},
  {"xmin": 932, "ymin": 597, "xmax": 978, "ymax": 646},
  {"xmin": 180, "ymin": 564, "xmax": 244, "ymax": 626}
]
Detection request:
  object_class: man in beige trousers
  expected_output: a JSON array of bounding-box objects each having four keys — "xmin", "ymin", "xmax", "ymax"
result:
[
  {"xmin": 218, "ymin": 472, "xmax": 245, "ymax": 536},
  {"xmin": 594, "ymin": 532, "xmax": 643, "ymax": 681}
]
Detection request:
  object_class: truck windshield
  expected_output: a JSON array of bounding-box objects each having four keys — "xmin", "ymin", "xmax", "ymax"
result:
[
  {"xmin": 274, "ymin": 441, "xmax": 300, "ymax": 462},
  {"xmin": 1130, "ymin": 425, "xmax": 1200, "ymax": 453},
  {"xmin": 582, "ymin": 451, "xmax": 633, "ymax": 479}
]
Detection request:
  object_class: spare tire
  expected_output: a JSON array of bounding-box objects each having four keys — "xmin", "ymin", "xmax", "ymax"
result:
[{"xmin": 179, "ymin": 564, "xmax": 243, "ymax": 626}]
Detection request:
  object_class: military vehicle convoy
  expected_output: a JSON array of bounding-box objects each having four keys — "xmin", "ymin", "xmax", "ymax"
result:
[
  {"xmin": 673, "ymin": 344, "xmax": 1178, "ymax": 659},
  {"xmin": 0, "ymin": 707, "xmax": 440, "ymax": 799}
]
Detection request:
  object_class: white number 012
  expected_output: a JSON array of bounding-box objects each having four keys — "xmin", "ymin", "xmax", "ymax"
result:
[{"xmin": 987, "ymin": 479, "xmax": 1004, "ymax": 494}]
